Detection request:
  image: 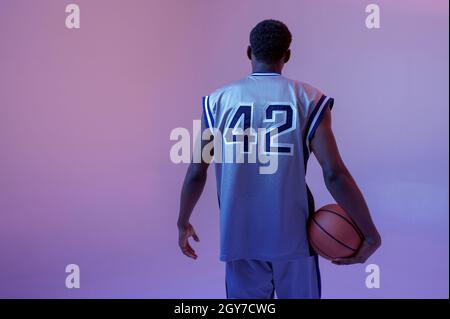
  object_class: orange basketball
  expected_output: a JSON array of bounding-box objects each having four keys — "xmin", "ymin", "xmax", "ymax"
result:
[{"xmin": 308, "ymin": 204, "xmax": 363, "ymax": 260}]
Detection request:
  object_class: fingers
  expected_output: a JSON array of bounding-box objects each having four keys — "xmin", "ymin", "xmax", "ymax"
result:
[
  {"xmin": 180, "ymin": 241, "xmax": 198, "ymax": 259},
  {"xmin": 187, "ymin": 225, "xmax": 200, "ymax": 242},
  {"xmin": 332, "ymin": 259, "xmax": 353, "ymax": 265},
  {"xmin": 332, "ymin": 258, "xmax": 351, "ymax": 265},
  {"xmin": 332, "ymin": 258, "xmax": 345, "ymax": 265},
  {"xmin": 178, "ymin": 233, "xmax": 198, "ymax": 260},
  {"xmin": 332, "ymin": 256, "xmax": 365, "ymax": 265},
  {"xmin": 332, "ymin": 239, "xmax": 380, "ymax": 265},
  {"xmin": 178, "ymin": 224, "xmax": 200, "ymax": 259}
]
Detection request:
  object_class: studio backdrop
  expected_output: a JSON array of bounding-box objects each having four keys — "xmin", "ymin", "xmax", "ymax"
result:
[{"xmin": 0, "ymin": 0, "xmax": 448, "ymax": 298}]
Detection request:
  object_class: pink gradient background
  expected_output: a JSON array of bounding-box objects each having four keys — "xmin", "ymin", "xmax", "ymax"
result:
[{"xmin": 0, "ymin": 0, "xmax": 448, "ymax": 298}]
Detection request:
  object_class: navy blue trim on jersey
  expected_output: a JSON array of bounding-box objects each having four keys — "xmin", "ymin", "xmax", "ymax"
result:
[
  {"xmin": 302, "ymin": 131, "xmax": 314, "ymax": 171},
  {"xmin": 306, "ymin": 184, "xmax": 322, "ymax": 297},
  {"xmin": 202, "ymin": 95, "xmax": 214, "ymax": 128},
  {"xmin": 307, "ymin": 97, "xmax": 334, "ymax": 144},
  {"xmin": 217, "ymin": 193, "xmax": 221, "ymax": 209},
  {"xmin": 314, "ymin": 254, "xmax": 322, "ymax": 298},
  {"xmin": 302, "ymin": 146, "xmax": 310, "ymax": 171},
  {"xmin": 225, "ymin": 277, "xmax": 229, "ymax": 298},
  {"xmin": 206, "ymin": 96, "xmax": 214, "ymax": 127},
  {"xmin": 302, "ymin": 95, "xmax": 334, "ymax": 171},
  {"xmin": 202, "ymin": 96, "xmax": 210, "ymax": 128},
  {"xmin": 303, "ymin": 95, "xmax": 334, "ymax": 152},
  {"xmin": 304, "ymin": 94, "xmax": 326, "ymax": 142},
  {"xmin": 302, "ymin": 94, "xmax": 325, "ymax": 169}
]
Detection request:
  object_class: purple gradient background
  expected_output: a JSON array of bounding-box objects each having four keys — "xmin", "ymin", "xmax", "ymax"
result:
[{"xmin": 0, "ymin": 0, "xmax": 448, "ymax": 298}]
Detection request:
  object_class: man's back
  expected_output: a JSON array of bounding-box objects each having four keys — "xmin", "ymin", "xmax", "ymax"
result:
[
  {"xmin": 178, "ymin": 19, "xmax": 380, "ymax": 299},
  {"xmin": 203, "ymin": 72, "xmax": 334, "ymax": 261}
]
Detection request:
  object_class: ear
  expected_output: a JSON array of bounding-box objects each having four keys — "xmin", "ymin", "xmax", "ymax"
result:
[
  {"xmin": 247, "ymin": 46, "xmax": 252, "ymax": 60},
  {"xmin": 284, "ymin": 49, "xmax": 291, "ymax": 63}
]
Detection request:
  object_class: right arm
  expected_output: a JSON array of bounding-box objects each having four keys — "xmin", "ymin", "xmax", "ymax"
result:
[{"xmin": 310, "ymin": 107, "xmax": 381, "ymax": 264}]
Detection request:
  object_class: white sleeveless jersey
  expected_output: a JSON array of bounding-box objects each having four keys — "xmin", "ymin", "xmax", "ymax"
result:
[{"xmin": 202, "ymin": 72, "xmax": 334, "ymax": 262}]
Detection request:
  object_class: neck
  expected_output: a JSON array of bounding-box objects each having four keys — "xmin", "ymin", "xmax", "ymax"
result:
[{"xmin": 252, "ymin": 62, "xmax": 283, "ymax": 74}]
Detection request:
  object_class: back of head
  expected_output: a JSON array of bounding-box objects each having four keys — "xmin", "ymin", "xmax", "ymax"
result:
[{"xmin": 249, "ymin": 19, "xmax": 292, "ymax": 64}]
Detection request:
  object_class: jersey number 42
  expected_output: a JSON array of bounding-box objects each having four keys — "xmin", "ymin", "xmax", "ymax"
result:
[{"xmin": 223, "ymin": 103, "xmax": 297, "ymax": 155}]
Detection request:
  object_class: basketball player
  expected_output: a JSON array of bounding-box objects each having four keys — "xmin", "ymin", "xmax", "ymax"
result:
[{"xmin": 177, "ymin": 20, "xmax": 381, "ymax": 299}]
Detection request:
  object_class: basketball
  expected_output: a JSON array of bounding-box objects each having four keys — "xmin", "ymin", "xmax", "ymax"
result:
[{"xmin": 308, "ymin": 204, "xmax": 363, "ymax": 260}]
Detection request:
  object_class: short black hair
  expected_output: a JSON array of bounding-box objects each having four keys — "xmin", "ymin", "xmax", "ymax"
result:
[{"xmin": 249, "ymin": 19, "xmax": 292, "ymax": 64}]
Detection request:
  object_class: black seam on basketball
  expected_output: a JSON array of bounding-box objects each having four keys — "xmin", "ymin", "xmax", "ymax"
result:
[
  {"xmin": 312, "ymin": 218, "xmax": 357, "ymax": 252},
  {"xmin": 319, "ymin": 209, "xmax": 364, "ymax": 241},
  {"xmin": 308, "ymin": 236, "xmax": 335, "ymax": 259}
]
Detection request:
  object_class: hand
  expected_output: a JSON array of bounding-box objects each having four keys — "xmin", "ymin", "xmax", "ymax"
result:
[
  {"xmin": 332, "ymin": 235, "xmax": 381, "ymax": 265},
  {"xmin": 178, "ymin": 223, "xmax": 200, "ymax": 260}
]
